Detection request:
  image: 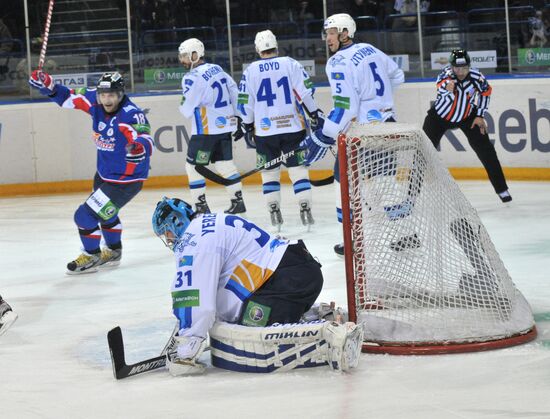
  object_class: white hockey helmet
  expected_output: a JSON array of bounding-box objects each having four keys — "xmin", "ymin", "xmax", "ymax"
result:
[
  {"xmin": 178, "ymin": 38, "xmax": 205, "ymax": 62},
  {"xmin": 255, "ymin": 30, "xmax": 278, "ymax": 54},
  {"xmin": 323, "ymin": 13, "xmax": 356, "ymax": 39}
]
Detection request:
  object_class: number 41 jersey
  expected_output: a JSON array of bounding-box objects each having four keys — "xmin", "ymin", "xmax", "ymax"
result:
[
  {"xmin": 238, "ymin": 56, "xmax": 317, "ymax": 137},
  {"xmin": 179, "ymin": 63, "xmax": 239, "ymax": 135}
]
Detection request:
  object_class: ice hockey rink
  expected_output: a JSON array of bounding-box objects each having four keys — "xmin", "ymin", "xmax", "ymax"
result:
[{"xmin": 2, "ymin": 180, "xmax": 550, "ymax": 419}]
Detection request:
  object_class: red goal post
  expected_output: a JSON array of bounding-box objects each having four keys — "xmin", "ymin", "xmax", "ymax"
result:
[{"xmin": 338, "ymin": 122, "xmax": 537, "ymax": 354}]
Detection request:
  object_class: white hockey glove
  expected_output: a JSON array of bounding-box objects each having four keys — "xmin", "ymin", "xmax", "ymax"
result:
[{"xmin": 166, "ymin": 335, "xmax": 207, "ymax": 377}]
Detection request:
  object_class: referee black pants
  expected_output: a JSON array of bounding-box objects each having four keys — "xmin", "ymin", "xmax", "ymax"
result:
[{"xmin": 422, "ymin": 108, "xmax": 508, "ymax": 194}]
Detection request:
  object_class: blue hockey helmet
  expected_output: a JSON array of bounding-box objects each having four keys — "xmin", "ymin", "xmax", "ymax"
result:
[{"xmin": 152, "ymin": 197, "xmax": 194, "ymax": 250}]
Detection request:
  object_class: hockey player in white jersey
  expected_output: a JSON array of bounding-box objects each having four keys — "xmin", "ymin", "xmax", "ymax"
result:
[
  {"xmin": 301, "ymin": 13, "xmax": 405, "ymax": 255},
  {"xmin": 237, "ymin": 30, "xmax": 322, "ymax": 230},
  {"xmin": 152, "ymin": 197, "xmax": 363, "ymax": 375},
  {"xmin": 178, "ymin": 38, "xmax": 246, "ymax": 215}
]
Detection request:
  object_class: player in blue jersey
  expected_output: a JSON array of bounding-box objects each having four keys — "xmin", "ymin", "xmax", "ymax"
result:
[{"xmin": 29, "ymin": 71, "xmax": 154, "ymax": 274}]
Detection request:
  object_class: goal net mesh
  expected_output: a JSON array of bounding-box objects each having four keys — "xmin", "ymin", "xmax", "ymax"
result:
[{"xmin": 339, "ymin": 123, "xmax": 535, "ymax": 351}]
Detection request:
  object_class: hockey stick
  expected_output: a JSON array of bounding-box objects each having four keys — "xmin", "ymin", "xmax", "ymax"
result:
[
  {"xmin": 196, "ymin": 150, "xmax": 296, "ymax": 186},
  {"xmin": 38, "ymin": 0, "xmax": 55, "ymax": 70},
  {"xmin": 107, "ymin": 324, "xmax": 179, "ymax": 380},
  {"xmin": 107, "ymin": 326, "xmax": 166, "ymax": 379},
  {"xmin": 196, "ymin": 149, "xmax": 334, "ymax": 187}
]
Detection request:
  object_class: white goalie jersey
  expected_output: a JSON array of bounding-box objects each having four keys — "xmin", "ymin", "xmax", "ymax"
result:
[
  {"xmin": 237, "ymin": 56, "xmax": 317, "ymax": 136},
  {"xmin": 322, "ymin": 43, "xmax": 404, "ymax": 139},
  {"xmin": 171, "ymin": 213, "xmax": 294, "ymax": 339},
  {"xmin": 179, "ymin": 63, "xmax": 239, "ymax": 135}
]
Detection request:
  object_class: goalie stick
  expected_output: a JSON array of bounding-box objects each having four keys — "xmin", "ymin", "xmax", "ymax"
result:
[
  {"xmin": 195, "ymin": 150, "xmax": 334, "ymax": 187},
  {"xmin": 107, "ymin": 324, "xmax": 177, "ymax": 380}
]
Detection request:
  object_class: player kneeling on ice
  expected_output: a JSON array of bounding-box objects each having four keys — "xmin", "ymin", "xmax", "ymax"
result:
[
  {"xmin": 28, "ymin": 71, "xmax": 153, "ymax": 274},
  {"xmin": 152, "ymin": 197, "xmax": 363, "ymax": 375}
]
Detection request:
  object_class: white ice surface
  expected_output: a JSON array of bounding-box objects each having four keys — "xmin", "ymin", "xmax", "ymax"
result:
[{"xmin": 2, "ymin": 181, "xmax": 550, "ymax": 419}]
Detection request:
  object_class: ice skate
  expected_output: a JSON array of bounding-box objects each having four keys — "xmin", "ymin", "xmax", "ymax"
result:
[
  {"xmin": 194, "ymin": 194, "xmax": 211, "ymax": 214},
  {"xmin": 224, "ymin": 191, "xmax": 246, "ymax": 214},
  {"xmin": 66, "ymin": 252, "xmax": 101, "ymax": 275},
  {"xmin": 268, "ymin": 202, "xmax": 283, "ymax": 232},
  {"xmin": 390, "ymin": 233, "xmax": 421, "ymax": 252},
  {"xmin": 0, "ymin": 297, "xmax": 17, "ymax": 336},
  {"xmin": 299, "ymin": 199, "xmax": 314, "ymax": 230},
  {"xmin": 98, "ymin": 247, "xmax": 122, "ymax": 268},
  {"xmin": 334, "ymin": 242, "xmax": 344, "ymax": 257}
]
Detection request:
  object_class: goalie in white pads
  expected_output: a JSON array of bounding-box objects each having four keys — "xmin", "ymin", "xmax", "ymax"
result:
[{"xmin": 152, "ymin": 197, "xmax": 363, "ymax": 375}]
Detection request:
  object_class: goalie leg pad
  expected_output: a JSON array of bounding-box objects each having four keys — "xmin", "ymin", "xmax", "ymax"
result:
[
  {"xmin": 323, "ymin": 322, "xmax": 364, "ymax": 372},
  {"xmin": 209, "ymin": 321, "xmax": 330, "ymax": 373}
]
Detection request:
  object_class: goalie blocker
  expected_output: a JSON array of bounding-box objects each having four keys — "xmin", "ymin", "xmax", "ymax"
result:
[{"xmin": 208, "ymin": 320, "xmax": 363, "ymax": 373}]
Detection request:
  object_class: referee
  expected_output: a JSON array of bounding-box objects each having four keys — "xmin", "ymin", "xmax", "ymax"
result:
[{"xmin": 422, "ymin": 49, "xmax": 512, "ymax": 203}]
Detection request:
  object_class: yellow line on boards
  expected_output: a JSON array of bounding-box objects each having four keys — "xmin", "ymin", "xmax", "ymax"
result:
[{"xmin": 0, "ymin": 168, "xmax": 549, "ymax": 198}]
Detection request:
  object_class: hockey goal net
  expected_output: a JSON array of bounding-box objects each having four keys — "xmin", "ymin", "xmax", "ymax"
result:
[{"xmin": 338, "ymin": 122, "xmax": 537, "ymax": 354}]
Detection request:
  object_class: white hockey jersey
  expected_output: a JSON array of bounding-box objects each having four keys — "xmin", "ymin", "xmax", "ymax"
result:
[
  {"xmin": 322, "ymin": 43, "xmax": 405, "ymax": 139},
  {"xmin": 171, "ymin": 213, "xmax": 296, "ymax": 339},
  {"xmin": 238, "ymin": 56, "xmax": 317, "ymax": 137},
  {"xmin": 179, "ymin": 63, "xmax": 239, "ymax": 135}
]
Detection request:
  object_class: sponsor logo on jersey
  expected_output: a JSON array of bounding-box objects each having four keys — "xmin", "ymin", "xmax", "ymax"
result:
[
  {"xmin": 179, "ymin": 255, "xmax": 193, "ymax": 267},
  {"xmin": 269, "ymin": 238, "xmax": 287, "ymax": 252},
  {"xmin": 98, "ymin": 122, "xmax": 107, "ymax": 131},
  {"xmin": 331, "ymin": 72, "xmax": 345, "ymax": 80},
  {"xmin": 215, "ymin": 117, "xmax": 227, "ymax": 128},
  {"xmin": 260, "ymin": 118, "xmax": 271, "ymax": 131},
  {"xmin": 172, "ymin": 289, "xmax": 200, "ymax": 308},
  {"xmin": 242, "ymin": 301, "xmax": 271, "ymax": 327},
  {"xmin": 123, "ymin": 105, "xmax": 137, "ymax": 112},
  {"xmin": 195, "ymin": 150, "xmax": 211, "ymax": 164}
]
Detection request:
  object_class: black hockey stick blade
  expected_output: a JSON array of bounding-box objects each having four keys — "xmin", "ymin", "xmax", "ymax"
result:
[
  {"xmin": 107, "ymin": 326, "xmax": 166, "ymax": 380},
  {"xmin": 309, "ymin": 175, "xmax": 334, "ymax": 186}
]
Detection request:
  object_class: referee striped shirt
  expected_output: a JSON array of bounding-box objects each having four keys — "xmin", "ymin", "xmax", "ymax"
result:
[{"xmin": 432, "ymin": 66, "xmax": 492, "ymax": 123}]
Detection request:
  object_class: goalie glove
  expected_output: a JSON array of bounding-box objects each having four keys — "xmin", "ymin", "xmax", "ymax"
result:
[
  {"xmin": 166, "ymin": 335, "xmax": 207, "ymax": 377},
  {"xmin": 300, "ymin": 128, "xmax": 335, "ymax": 165},
  {"xmin": 233, "ymin": 117, "xmax": 256, "ymax": 149},
  {"xmin": 125, "ymin": 142, "xmax": 146, "ymax": 164},
  {"xmin": 28, "ymin": 70, "xmax": 57, "ymax": 96}
]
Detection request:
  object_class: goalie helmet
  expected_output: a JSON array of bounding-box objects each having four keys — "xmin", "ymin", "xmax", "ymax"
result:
[
  {"xmin": 152, "ymin": 197, "xmax": 194, "ymax": 250},
  {"xmin": 255, "ymin": 30, "xmax": 278, "ymax": 54},
  {"xmin": 178, "ymin": 38, "xmax": 205, "ymax": 62},
  {"xmin": 323, "ymin": 13, "xmax": 356, "ymax": 39},
  {"xmin": 449, "ymin": 49, "xmax": 471, "ymax": 67},
  {"xmin": 96, "ymin": 72, "xmax": 124, "ymax": 95}
]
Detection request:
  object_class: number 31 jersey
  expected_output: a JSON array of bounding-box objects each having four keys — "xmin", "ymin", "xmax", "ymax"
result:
[
  {"xmin": 171, "ymin": 213, "xmax": 296, "ymax": 339},
  {"xmin": 322, "ymin": 43, "xmax": 405, "ymax": 139},
  {"xmin": 179, "ymin": 63, "xmax": 239, "ymax": 135},
  {"xmin": 238, "ymin": 56, "xmax": 317, "ymax": 137}
]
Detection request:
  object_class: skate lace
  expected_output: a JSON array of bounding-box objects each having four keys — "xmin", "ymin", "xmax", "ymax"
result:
[{"xmin": 75, "ymin": 253, "xmax": 95, "ymax": 266}]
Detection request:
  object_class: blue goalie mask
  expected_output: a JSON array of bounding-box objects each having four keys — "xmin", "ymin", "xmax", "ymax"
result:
[{"xmin": 152, "ymin": 197, "xmax": 194, "ymax": 250}]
